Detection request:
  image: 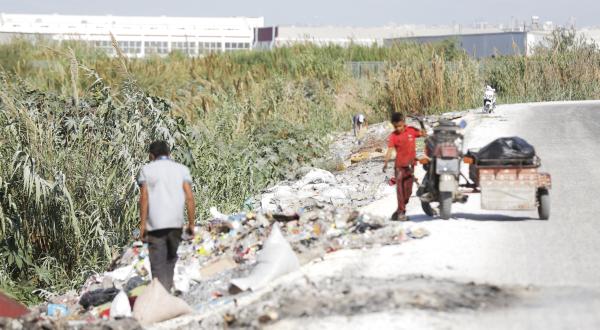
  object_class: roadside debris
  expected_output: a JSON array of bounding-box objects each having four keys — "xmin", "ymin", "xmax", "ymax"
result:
[
  {"xmin": 407, "ymin": 227, "xmax": 430, "ymax": 239},
  {"xmin": 4, "ymin": 119, "xmax": 453, "ymax": 328},
  {"xmin": 200, "ymin": 257, "xmax": 237, "ymax": 279},
  {"xmin": 4, "ymin": 199, "xmax": 429, "ymax": 328},
  {"xmin": 195, "ymin": 275, "xmax": 515, "ymax": 329}
]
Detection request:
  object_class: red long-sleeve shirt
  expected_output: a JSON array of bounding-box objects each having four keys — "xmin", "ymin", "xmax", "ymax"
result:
[{"xmin": 388, "ymin": 126, "xmax": 423, "ymax": 168}]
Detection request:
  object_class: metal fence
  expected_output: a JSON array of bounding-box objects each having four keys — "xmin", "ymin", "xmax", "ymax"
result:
[
  {"xmin": 346, "ymin": 60, "xmax": 480, "ymax": 79},
  {"xmin": 346, "ymin": 61, "xmax": 388, "ymax": 79}
]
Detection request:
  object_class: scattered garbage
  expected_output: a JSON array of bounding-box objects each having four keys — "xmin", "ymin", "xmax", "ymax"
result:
[
  {"xmin": 258, "ymin": 310, "xmax": 279, "ymax": 324},
  {"xmin": 0, "ymin": 313, "xmax": 142, "ymax": 330},
  {"xmin": 350, "ymin": 151, "xmax": 370, "ymax": 164},
  {"xmin": 407, "ymin": 227, "xmax": 431, "ymax": 239},
  {"xmin": 200, "ymin": 256, "xmax": 238, "ymax": 279},
  {"xmin": 259, "ymin": 152, "xmax": 392, "ymax": 212}
]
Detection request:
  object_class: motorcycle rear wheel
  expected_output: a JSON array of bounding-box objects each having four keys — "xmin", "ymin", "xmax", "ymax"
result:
[{"xmin": 439, "ymin": 191, "xmax": 453, "ymax": 220}]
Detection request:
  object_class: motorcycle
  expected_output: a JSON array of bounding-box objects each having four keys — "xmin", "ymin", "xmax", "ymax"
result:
[
  {"xmin": 483, "ymin": 87, "xmax": 496, "ymax": 113},
  {"xmin": 417, "ymin": 120, "xmax": 468, "ymax": 219}
]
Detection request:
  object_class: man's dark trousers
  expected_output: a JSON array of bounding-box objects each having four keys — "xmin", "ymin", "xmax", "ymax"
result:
[{"xmin": 147, "ymin": 228, "xmax": 182, "ymax": 291}]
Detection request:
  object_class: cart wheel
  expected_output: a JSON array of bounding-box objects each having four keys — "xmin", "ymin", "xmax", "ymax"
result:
[
  {"xmin": 421, "ymin": 201, "xmax": 435, "ymax": 217},
  {"xmin": 439, "ymin": 192, "xmax": 453, "ymax": 220},
  {"xmin": 538, "ymin": 189, "xmax": 550, "ymax": 220}
]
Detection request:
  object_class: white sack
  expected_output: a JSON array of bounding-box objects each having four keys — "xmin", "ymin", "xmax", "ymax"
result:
[
  {"xmin": 230, "ymin": 223, "xmax": 300, "ymax": 292},
  {"xmin": 109, "ymin": 290, "xmax": 132, "ymax": 318},
  {"xmin": 132, "ymin": 280, "xmax": 193, "ymax": 325}
]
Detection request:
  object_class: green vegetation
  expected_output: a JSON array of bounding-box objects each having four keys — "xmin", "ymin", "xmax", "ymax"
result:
[
  {"xmin": 1, "ymin": 31, "xmax": 599, "ymax": 303},
  {"xmin": 484, "ymin": 29, "xmax": 600, "ymax": 103}
]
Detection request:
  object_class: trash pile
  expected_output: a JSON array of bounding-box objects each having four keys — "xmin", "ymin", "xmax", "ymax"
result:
[
  {"xmin": 179, "ymin": 188, "xmax": 429, "ymax": 314},
  {"xmin": 258, "ymin": 160, "xmax": 392, "ymax": 213},
  {"xmin": 326, "ymin": 121, "xmax": 391, "ymax": 165},
  {"xmin": 1, "ymin": 193, "xmax": 429, "ymax": 329}
]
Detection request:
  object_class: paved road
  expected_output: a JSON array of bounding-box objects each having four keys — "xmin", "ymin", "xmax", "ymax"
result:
[
  {"xmin": 323, "ymin": 102, "xmax": 600, "ymax": 329},
  {"xmin": 360, "ymin": 101, "xmax": 600, "ymax": 286}
]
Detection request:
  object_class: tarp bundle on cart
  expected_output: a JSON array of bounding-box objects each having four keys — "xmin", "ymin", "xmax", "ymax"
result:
[{"xmin": 472, "ymin": 137, "xmax": 536, "ymax": 165}]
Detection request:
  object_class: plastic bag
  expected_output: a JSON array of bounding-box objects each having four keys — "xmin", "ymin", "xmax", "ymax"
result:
[
  {"xmin": 209, "ymin": 206, "xmax": 228, "ymax": 220},
  {"xmin": 173, "ymin": 265, "xmax": 190, "ymax": 293},
  {"xmin": 475, "ymin": 137, "xmax": 535, "ymax": 162},
  {"xmin": 47, "ymin": 304, "xmax": 69, "ymax": 317},
  {"xmin": 124, "ymin": 276, "xmax": 146, "ymax": 293},
  {"xmin": 79, "ymin": 288, "xmax": 119, "ymax": 310},
  {"xmin": 104, "ymin": 265, "xmax": 134, "ymax": 281},
  {"xmin": 230, "ymin": 223, "xmax": 300, "ymax": 292},
  {"xmin": 109, "ymin": 290, "xmax": 132, "ymax": 318}
]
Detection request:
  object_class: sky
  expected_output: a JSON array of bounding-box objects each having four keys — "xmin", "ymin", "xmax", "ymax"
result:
[{"xmin": 0, "ymin": 0, "xmax": 598, "ymax": 27}]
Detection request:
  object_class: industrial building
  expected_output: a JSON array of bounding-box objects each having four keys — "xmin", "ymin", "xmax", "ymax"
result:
[
  {"xmin": 253, "ymin": 25, "xmax": 505, "ymax": 49},
  {"xmin": 0, "ymin": 13, "xmax": 264, "ymax": 57},
  {"xmin": 2, "ymin": 12, "xmax": 595, "ymax": 58},
  {"xmin": 384, "ymin": 31, "xmax": 550, "ymax": 58}
]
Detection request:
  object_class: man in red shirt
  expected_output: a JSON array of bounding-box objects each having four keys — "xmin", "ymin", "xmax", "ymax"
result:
[{"xmin": 383, "ymin": 112, "xmax": 427, "ymax": 221}]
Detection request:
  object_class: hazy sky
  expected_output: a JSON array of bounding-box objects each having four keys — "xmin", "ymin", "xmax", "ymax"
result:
[{"xmin": 0, "ymin": 0, "xmax": 598, "ymax": 27}]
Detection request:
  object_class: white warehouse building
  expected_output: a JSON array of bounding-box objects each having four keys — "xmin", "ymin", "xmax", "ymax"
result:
[
  {"xmin": 0, "ymin": 13, "xmax": 264, "ymax": 57},
  {"xmin": 253, "ymin": 25, "xmax": 506, "ymax": 49}
]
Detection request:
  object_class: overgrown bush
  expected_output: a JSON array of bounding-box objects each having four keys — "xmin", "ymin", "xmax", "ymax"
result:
[
  {"xmin": 0, "ymin": 49, "xmax": 334, "ymax": 302},
  {"xmin": 483, "ymin": 29, "xmax": 600, "ymax": 102}
]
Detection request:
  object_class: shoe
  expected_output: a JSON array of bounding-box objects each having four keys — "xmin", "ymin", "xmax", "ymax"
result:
[{"xmin": 391, "ymin": 211, "xmax": 408, "ymax": 221}]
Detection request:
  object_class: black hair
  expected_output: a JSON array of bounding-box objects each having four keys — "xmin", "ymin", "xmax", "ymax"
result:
[
  {"xmin": 390, "ymin": 112, "xmax": 404, "ymax": 123},
  {"xmin": 148, "ymin": 140, "xmax": 170, "ymax": 158}
]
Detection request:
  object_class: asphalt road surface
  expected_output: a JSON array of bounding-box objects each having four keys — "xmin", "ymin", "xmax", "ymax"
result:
[{"xmin": 349, "ymin": 101, "xmax": 600, "ymax": 329}]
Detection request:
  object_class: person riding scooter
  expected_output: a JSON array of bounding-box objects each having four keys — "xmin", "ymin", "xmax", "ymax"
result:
[{"xmin": 483, "ymin": 85, "xmax": 496, "ymax": 113}]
